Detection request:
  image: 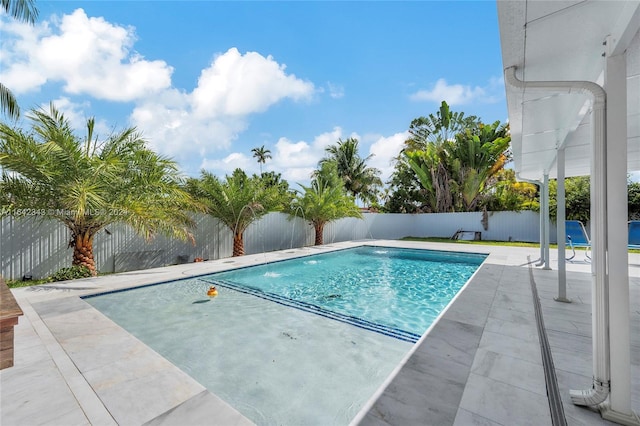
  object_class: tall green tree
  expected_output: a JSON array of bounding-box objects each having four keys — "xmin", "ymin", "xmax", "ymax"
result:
[
  {"xmin": 482, "ymin": 169, "xmax": 538, "ymax": 211},
  {"xmin": 404, "ymin": 101, "xmax": 478, "ymax": 152},
  {"xmin": 547, "ymin": 177, "xmax": 640, "ymax": 222},
  {"xmin": 629, "ymin": 181, "xmax": 640, "ymax": 220},
  {"xmin": 187, "ymin": 168, "xmax": 285, "ymax": 257},
  {"xmin": 547, "ymin": 176, "xmax": 591, "ymax": 223},
  {"xmin": 404, "ymin": 143, "xmax": 450, "ymax": 212},
  {"xmin": 1, "ymin": 0, "xmax": 39, "ymax": 120},
  {"xmin": 254, "ymin": 170, "xmax": 294, "ymax": 205},
  {"xmin": 447, "ymin": 121, "xmax": 511, "ymax": 211},
  {"xmin": 0, "ymin": 104, "xmax": 199, "ymax": 275},
  {"xmin": 290, "ymin": 162, "xmax": 362, "ymax": 245},
  {"xmin": 319, "ymin": 137, "xmax": 382, "ymax": 207},
  {"xmin": 388, "ymin": 101, "xmax": 480, "ymax": 212},
  {"xmin": 251, "ymin": 145, "xmax": 272, "ymax": 175},
  {"xmin": 390, "ymin": 101, "xmax": 510, "ymax": 213},
  {"xmin": 383, "ymin": 159, "xmax": 429, "ymax": 213}
]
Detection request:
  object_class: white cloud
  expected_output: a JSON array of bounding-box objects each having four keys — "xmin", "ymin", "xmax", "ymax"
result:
[
  {"xmin": 0, "ymin": 19, "xmax": 50, "ymax": 92},
  {"xmin": 1, "ymin": 9, "xmax": 324, "ymax": 181},
  {"xmin": 327, "ymin": 82, "xmax": 345, "ymax": 99},
  {"xmin": 131, "ymin": 98, "xmax": 249, "ymax": 168},
  {"xmin": 191, "ymin": 48, "xmax": 315, "ymax": 118},
  {"xmin": 367, "ymin": 131, "xmax": 410, "ymax": 182},
  {"xmin": 192, "ymin": 127, "xmax": 410, "ymax": 189},
  {"xmin": 266, "ymin": 127, "xmax": 360, "ymax": 185},
  {"xmin": 1, "ymin": 9, "xmax": 173, "ymax": 100},
  {"xmin": 199, "ymin": 153, "xmax": 255, "ymax": 176},
  {"xmin": 193, "ymin": 127, "xmax": 352, "ymax": 182},
  {"xmin": 129, "ymin": 48, "xmax": 316, "ymax": 169},
  {"xmin": 410, "ymin": 78, "xmax": 500, "ymax": 106},
  {"xmin": 271, "ymin": 128, "xmax": 341, "ymax": 184}
]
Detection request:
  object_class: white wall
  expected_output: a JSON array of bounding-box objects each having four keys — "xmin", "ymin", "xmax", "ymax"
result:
[
  {"xmin": 323, "ymin": 210, "xmax": 553, "ymax": 243},
  {"xmin": 0, "ymin": 211, "xmax": 554, "ymax": 280}
]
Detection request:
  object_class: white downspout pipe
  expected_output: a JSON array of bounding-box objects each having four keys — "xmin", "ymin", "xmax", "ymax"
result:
[
  {"xmin": 505, "ymin": 66, "xmax": 609, "ymax": 407},
  {"xmin": 538, "ymin": 178, "xmax": 548, "ymax": 267}
]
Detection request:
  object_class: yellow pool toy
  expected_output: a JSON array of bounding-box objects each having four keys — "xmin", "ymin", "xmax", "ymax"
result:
[{"xmin": 207, "ymin": 286, "xmax": 218, "ymax": 297}]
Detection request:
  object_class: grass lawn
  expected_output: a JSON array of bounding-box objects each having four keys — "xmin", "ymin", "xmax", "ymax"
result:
[
  {"xmin": 6, "ymin": 278, "xmax": 54, "ymax": 288},
  {"xmin": 400, "ymin": 236, "xmax": 558, "ymax": 248},
  {"xmin": 5, "ymin": 271, "xmax": 113, "ymax": 289},
  {"xmin": 400, "ymin": 236, "xmax": 640, "ymax": 254}
]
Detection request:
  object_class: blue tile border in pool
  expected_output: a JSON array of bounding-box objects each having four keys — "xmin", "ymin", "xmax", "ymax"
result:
[{"xmin": 200, "ymin": 277, "xmax": 422, "ymax": 343}]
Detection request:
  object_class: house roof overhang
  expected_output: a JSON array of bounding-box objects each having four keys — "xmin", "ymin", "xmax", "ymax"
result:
[{"xmin": 497, "ymin": 0, "xmax": 640, "ymax": 181}]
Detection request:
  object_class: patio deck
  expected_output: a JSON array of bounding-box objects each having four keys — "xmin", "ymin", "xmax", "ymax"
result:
[{"xmin": 1, "ymin": 240, "xmax": 638, "ymax": 425}]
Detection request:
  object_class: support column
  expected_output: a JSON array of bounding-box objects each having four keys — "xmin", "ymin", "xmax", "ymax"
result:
[
  {"xmin": 600, "ymin": 45, "xmax": 638, "ymax": 425},
  {"xmin": 556, "ymin": 149, "xmax": 570, "ymax": 302},
  {"xmin": 542, "ymin": 174, "xmax": 551, "ymax": 270},
  {"xmin": 536, "ymin": 184, "xmax": 545, "ymax": 267}
]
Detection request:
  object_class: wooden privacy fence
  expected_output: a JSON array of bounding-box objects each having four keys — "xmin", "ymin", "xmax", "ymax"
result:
[{"xmin": 1, "ymin": 211, "xmax": 553, "ymax": 280}]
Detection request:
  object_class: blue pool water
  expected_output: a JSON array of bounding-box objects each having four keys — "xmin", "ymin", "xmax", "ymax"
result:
[
  {"xmin": 204, "ymin": 246, "xmax": 485, "ymax": 339},
  {"xmin": 85, "ymin": 246, "xmax": 485, "ymax": 425}
]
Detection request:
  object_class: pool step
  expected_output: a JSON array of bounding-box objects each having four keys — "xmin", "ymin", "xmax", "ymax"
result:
[{"xmin": 200, "ymin": 278, "xmax": 421, "ymax": 344}]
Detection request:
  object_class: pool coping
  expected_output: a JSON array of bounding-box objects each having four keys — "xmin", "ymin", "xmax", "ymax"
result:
[
  {"xmin": 352, "ymin": 246, "xmax": 546, "ymax": 425},
  {"xmin": 2, "ymin": 240, "xmax": 638, "ymax": 425}
]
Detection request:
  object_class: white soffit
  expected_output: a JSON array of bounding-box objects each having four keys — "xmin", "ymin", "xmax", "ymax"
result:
[{"xmin": 498, "ymin": 0, "xmax": 640, "ymax": 181}]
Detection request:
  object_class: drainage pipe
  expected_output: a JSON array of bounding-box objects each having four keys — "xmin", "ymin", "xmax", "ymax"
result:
[{"xmin": 504, "ymin": 66, "xmax": 609, "ymax": 407}]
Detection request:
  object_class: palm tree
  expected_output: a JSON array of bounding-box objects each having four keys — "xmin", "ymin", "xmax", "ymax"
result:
[
  {"xmin": 1, "ymin": 0, "xmax": 39, "ymax": 120},
  {"xmin": 405, "ymin": 120, "xmax": 510, "ymax": 212},
  {"xmin": 251, "ymin": 145, "xmax": 272, "ymax": 175},
  {"xmin": 404, "ymin": 101, "xmax": 478, "ymax": 152},
  {"xmin": 290, "ymin": 162, "xmax": 362, "ymax": 245},
  {"xmin": 405, "ymin": 142, "xmax": 452, "ymax": 212},
  {"xmin": 187, "ymin": 168, "xmax": 284, "ymax": 257},
  {"xmin": 0, "ymin": 104, "xmax": 200, "ymax": 275},
  {"xmin": 390, "ymin": 101, "xmax": 481, "ymax": 212},
  {"xmin": 448, "ymin": 121, "xmax": 510, "ymax": 211},
  {"xmin": 319, "ymin": 138, "xmax": 382, "ymax": 207}
]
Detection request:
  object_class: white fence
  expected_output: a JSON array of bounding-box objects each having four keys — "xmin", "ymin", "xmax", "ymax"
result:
[{"xmin": 1, "ymin": 211, "xmax": 554, "ymax": 280}]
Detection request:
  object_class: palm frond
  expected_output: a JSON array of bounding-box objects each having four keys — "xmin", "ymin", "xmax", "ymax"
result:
[
  {"xmin": 0, "ymin": 83, "xmax": 20, "ymax": 120},
  {"xmin": 1, "ymin": 0, "xmax": 39, "ymax": 24}
]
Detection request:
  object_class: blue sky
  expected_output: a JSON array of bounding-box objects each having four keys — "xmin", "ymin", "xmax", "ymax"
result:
[{"xmin": 1, "ymin": 1, "xmax": 508, "ymax": 186}]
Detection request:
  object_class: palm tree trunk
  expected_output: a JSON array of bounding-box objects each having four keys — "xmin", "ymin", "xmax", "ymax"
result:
[
  {"xmin": 72, "ymin": 231, "xmax": 97, "ymax": 276},
  {"xmin": 314, "ymin": 222, "xmax": 325, "ymax": 246},
  {"xmin": 434, "ymin": 163, "xmax": 453, "ymax": 212},
  {"xmin": 233, "ymin": 231, "xmax": 245, "ymax": 256}
]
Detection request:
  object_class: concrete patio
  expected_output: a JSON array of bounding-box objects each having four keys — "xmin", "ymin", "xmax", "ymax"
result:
[{"xmin": 1, "ymin": 240, "xmax": 638, "ymax": 425}]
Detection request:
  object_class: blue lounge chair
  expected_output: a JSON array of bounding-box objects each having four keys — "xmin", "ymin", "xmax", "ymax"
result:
[
  {"xmin": 629, "ymin": 221, "xmax": 640, "ymax": 249},
  {"xmin": 566, "ymin": 220, "xmax": 591, "ymax": 261}
]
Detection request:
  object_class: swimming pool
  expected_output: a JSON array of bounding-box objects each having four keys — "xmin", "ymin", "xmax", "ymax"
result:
[
  {"xmin": 85, "ymin": 246, "xmax": 485, "ymax": 425},
  {"xmin": 203, "ymin": 246, "xmax": 485, "ymax": 339}
]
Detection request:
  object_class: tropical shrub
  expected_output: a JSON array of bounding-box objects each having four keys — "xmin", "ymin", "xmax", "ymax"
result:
[{"xmin": 50, "ymin": 266, "xmax": 92, "ymax": 282}]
